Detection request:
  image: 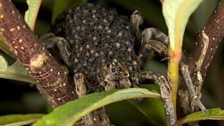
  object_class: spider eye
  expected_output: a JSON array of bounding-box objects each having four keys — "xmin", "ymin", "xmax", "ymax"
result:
[{"xmin": 111, "ymin": 67, "xmax": 116, "ymax": 73}]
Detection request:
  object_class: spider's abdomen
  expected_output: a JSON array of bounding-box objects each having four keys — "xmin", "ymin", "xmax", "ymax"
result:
[{"xmin": 51, "ymin": 3, "xmax": 140, "ymax": 79}]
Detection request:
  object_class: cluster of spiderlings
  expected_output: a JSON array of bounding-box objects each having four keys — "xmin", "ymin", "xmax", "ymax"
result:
[{"xmin": 51, "ymin": 3, "xmax": 140, "ymax": 83}]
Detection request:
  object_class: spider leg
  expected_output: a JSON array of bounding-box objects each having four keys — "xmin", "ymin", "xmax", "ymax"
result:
[
  {"xmin": 131, "ymin": 10, "xmax": 168, "ymax": 52},
  {"xmin": 74, "ymin": 73, "xmax": 93, "ymax": 125},
  {"xmin": 103, "ymin": 78, "xmax": 131, "ymax": 90},
  {"xmin": 74, "ymin": 73, "xmax": 87, "ymax": 97},
  {"xmin": 40, "ymin": 33, "xmax": 72, "ymax": 66},
  {"xmin": 142, "ymin": 27, "xmax": 168, "ymax": 45},
  {"xmin": 180, "ymin": 64, "xmax": 207, "ymax": 113},
  {"xmin": 102, "ymin": 78, "xmax": 116, "ymax": 90},
  {"xmin": 140, "ymin": 28, "xmax": 168, "ymax": 57},
  {"xmin": 131, "ymin": 10, "xmax": 168, "ymax": 63},
  {"xmin": 136, "ymin": 71, "xmax": 176, "ymax": 125},
  {"xmin": 137, "ymin": 27, "xmax": 169, "ymax": 68},
  {"xmin": 74, "ymin": 73, "xmax": 110, "ymax": 126},
  {"xmin": 130, "ymin": 10, "xmax": 143, "ymax": 35},
  {"xmin": 119, "ymin": 78, "xmax": 132, "ymax": 88}
]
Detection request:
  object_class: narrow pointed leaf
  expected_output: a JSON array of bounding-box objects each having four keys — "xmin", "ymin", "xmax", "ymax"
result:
[
  {"xmin": 0, "ymin": 39, "xmax": 15, "ymax": 58},
  {"xmin": 33, "ymin": 88, "xmax": 160, "ymax": 126},
  {"xmin": 0, "ymin": 114, "xmax": 44, "ymax": 126},
  {"xmin": 25, "ymin": 0, "xmax": 42, "ymax": 30},
  {"xmin": 130, "ymin": 84, "xmax": 165, "ymax": 126},
  {"xmin": 0, "ymin": 55, "xmax": 36, "ymax": 83},
  {"xmin": 162, "ymin": 0, "xmax": 203, "ymax": 51},
  {"xmin": 176, "ymin": 108, "xmax": 224, "ymax": 125}
]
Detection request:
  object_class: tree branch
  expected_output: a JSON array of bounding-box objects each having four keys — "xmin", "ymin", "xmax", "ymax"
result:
[
  {"xmin": 187, "ymin": 0, "xmax": 224, "ymax": 79},
  {"xmin": 0, "ymin": 0, "xmax": 76, "ymax": 107},
  {"xmin": 178, "ymin": 0, "xmax": 224, "ymax": 117}
]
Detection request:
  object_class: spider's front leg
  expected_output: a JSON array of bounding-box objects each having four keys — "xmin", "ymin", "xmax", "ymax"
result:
[
  {"xmin": 131, "ymin": 11, "xmax": 169, "ymax": 65},
  {"xmin": 137, "ymin": 28, "xmax": 169, "ymax": 69},
  {"xmin": 40, "ymin": 33, "xmax": 72, "ymax": 67},
  {"xmin": 180, "ymin": 64, "xmax": 207, "ymax": 113},
  {"xmin": 141, "ymin": 28, "xmax": 168, "ymax": 56},
  {"xmin": 131, "ymin": 10, "xmax": 143, "ymax": 35},
  {"xmin": 136, "ymin": 71, "xmax": 176, "ymax": 125},
  {"xmin": 131, "ymin": 11, "xmax": 168, "ymax": 44}
]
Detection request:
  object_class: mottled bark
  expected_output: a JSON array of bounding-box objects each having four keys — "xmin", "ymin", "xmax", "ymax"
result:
[{"xmin": 0, "ymin": 0, "xmax": 76, "ymax": 107}]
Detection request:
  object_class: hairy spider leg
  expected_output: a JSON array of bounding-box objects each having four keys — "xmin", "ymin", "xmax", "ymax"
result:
[
  {"xmin": 40, "ymin": 33, "xmax": 72, "ymax": 67},
  {"xmin": 136, "ymin": 71, "xmax": 176, "ymax": 125},
  {"xmin": 180, "ymin": 64, "xmax": 207, "ymax": 113}
]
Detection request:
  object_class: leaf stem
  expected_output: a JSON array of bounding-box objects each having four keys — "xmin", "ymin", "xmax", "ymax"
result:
[{"xmin": 168, "ymin": 48, "xmax": 181, "ymax": 116}]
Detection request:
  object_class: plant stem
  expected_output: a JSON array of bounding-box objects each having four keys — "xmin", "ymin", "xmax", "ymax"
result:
[{"xmin": 168, "ymin": 48, "xmax": 182, "ymax": 116}]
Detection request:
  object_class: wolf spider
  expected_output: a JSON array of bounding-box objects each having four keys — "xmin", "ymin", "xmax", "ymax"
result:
[{"xmin": 41, "ymin": 3, "xmax": 204, "ymax": 126}]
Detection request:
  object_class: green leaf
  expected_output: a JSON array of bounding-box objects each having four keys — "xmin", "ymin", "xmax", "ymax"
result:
[
  {"xmin": 25, "ymin": 0, "xmax": 42, "ymax": 30},
  {"xmin": 130, "ymin": 99, "xmax": 165, "ymax": 126},
  {"xmin": 131, "ymin": 84, "xmax": 166, "ymax": 126},
  {"xmin": 0, "ymin": 114, "xmax": 44, "ymax": 126},
  {"xmin": 162, "ymin": 0, "xmax": 203, "ymax": 115},
  {"xmin": 33, "ymin": 88, "xmax": 160, "ymax": 126},
  {"xmin": 0, "ymin": 39, "xmax": 15, "ymax": 58},
  {"xmin": 162, "ymin": 0, "xmax": 203, "ymax": 51},
  {"xmin": 176, "ymin": 108, "xmax": 224, "ymax": 125},
  {"xmin": 0, "ymin": 55, "xmax": 36, "ymax": 84},
  {"xmin": 52, "ymin": 0, "xmax": 86, "ymax": 22}
]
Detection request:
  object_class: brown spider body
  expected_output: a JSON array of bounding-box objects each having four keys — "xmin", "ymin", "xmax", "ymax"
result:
[
  {"xmin": 40, "ymin": 2, "xmax": 170, "ymax": 125},
  {"xmin": 50, "ymin": 3, "xmax": 141, "ymax": 92}
]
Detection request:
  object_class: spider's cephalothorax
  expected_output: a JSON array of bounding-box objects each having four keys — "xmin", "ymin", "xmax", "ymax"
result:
[{"xmin": 41, "ymin": 3, "xmax": 169, "ymax": 126}]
